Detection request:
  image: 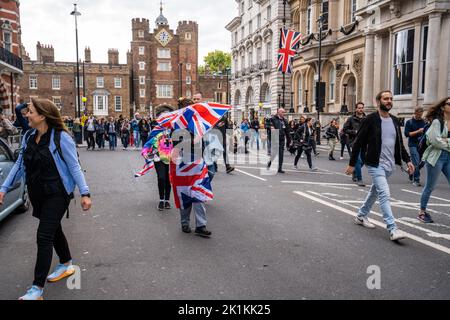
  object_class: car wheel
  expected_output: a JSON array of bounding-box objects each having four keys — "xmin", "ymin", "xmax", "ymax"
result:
[{"xmin": 15, "ymin": 187, "xmax": 30, "ymax": 214}]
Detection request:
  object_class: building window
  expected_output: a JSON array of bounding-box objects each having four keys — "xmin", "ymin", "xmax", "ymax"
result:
[
  {"xmin": 297, "ymin": 74, "xmax": 303, "ymax": 105},
  {"xmin": 75, "ymin": 76, "xmax": 83, "ymax": 88},
  {"xmin": 157, "ymin": 61, "xmax": 171, "ymax": 71},
  {"xmin": 420, "ymin": 25, "xmax": 428, "ymax": 95},
  {"xmin": 266, "ymin": 42, "xmax": 272, "ymax": 62},
  {"xmin": 218, "ymin": 82, "xmax": 222, "ymax": 89},
  {"xmin": 185, "ymin": 32, "xmax": 192, "ymax": 40},
  {"xmin": 156, "ymin": 85, "xmax": 173, "ymax": 98},
  {"xmin": 52, "ymin": 97, "xmax": 62, "ymax": 109},
  {"xmin": 29, "ymin": 75, "xmax": 38, "ymax": 89},
  {"xmin": 322, "ymin": 0, "xmax": 329, "ymax": 30},
  {"xmin": 139, "ymin": 46, "xmax": 145, "ymax": 55},
  {"xmin": 115, "ymin": 96, "xmax": 122, "ymax": 111},
  {"xmin": 256, "ymin": 47, "xmax": 262, "ymax": 63},
  {"xmin": 393, "ymin": 29, "xmax": 415, "ymax": 96},
  {"xmin": 241, "ymin": 26, "xmax": 245, "ymax": 39},
  {"xmin": 249, "ymin": 20, "xmax": 253, "ymax": 34},
  {"xmin": 257, "ymin": 14, "xmax": 261, "ymax": 29},
  {"xmin": 241, "ymin": 55, "xmax": 245, "ymax": 70},
  {"xmin": 307, "ymin": 0, "xmax": 312, "ymax": 34},
  {"xmin": 114, "ymin": 77, "xmax": 122, "ymax": 88},
  {"xmin": 140, "ymin": 89, "xmax": 146, "ymax": 98},
  {"xmin": 248, "ymin": 51, "xmax": 253, "ymax": 69},
  {"xmin": 157, "ymin": 48, "xmax": 171, "ymax": 58},
  {"xmin": 351, "ymin": 0, "xmax": 357, "ymax": 22},
  {"xmin": 52, "ymin": 76, "xmax": 61, "ymax": 90},
  {"xmin": 267, "ymin": 5, "xmax": 271, "ymax": 21},
  {"xmin": 94, "ymin": 95, "xmax": 108, "ymax": 115},
  {"xmin": 186, "ymin": 76, "xmax": 191, "ymax": 85},
  {"xmin": 96, "ymin": 77, "xmax": 104, "ymax": 88},
  {"xmin": 3, "ymin": 31, "xmax": 12, "ymax": 52},
  {"xmin": 215, "ymin": 92, "xmax": 224, "ymax": 103},
  {"xmin": 138, "ymin": 30, "xmax": 144, "ymax": 38},
  {"xmin": 186, "ymin": 63, "xmax": 192, "ymax": 71},
  {"xmin": 240, "ymin": 1, "xmax": 244, "ymax": 15},
  {"xmin": 139, "ymin": 62, "xmax": 146, "ymax": 70},
  {"xmin": 139, "ymin": 76, "xmax": 146, "ymax": 85},
  {"xmin": 234, "ymin": 32, "xmax": 238, "ymax": 45},
  {"xmin": 328, "ymin": 66, "xmax": 335, "ymax": 101}
]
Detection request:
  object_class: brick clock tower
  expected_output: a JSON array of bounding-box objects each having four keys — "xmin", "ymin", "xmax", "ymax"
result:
[{"xmin": 130, "ymin": 3, "xmax": 198, "ymax": 116}]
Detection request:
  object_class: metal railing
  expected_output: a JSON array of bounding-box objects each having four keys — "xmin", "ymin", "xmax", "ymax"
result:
[{"xmin": 0, "ymin": 47, "xmax": 23, "ymax": 70}]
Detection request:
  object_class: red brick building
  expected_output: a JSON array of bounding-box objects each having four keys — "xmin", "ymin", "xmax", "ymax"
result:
[
  {"xmin": 0, "ymin": 0, "xmax": 23, "ymax": 115},
  {"xmin": 19, "ymin": 44, "xmax": 131, "ymax": 118},
  {"xmin": 129, "ymin": 5, "xmax": 199, "ymax": 115},
  {"xmin": 198, "ymin": 68, "xmax": 230, "ymax": 105}
]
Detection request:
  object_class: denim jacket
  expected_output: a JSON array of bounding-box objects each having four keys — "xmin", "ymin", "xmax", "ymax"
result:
[{"xmin": 0, "ymin": 129, "xmax": 90, "ymax": 196}]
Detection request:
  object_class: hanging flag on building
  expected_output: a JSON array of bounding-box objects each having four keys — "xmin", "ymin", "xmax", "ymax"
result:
[{"xmin": 277, "ymin": 28, "xmax": 302, "ymax": 74}]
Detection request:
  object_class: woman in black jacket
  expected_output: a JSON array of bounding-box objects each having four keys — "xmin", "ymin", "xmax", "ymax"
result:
[{"xmin": 293, "ymin": 118, "xmax": 318, "ymax": 171}]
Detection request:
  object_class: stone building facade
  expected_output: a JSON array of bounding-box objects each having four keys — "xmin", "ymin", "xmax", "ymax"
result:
[
  {"xmin": 227, "ymin": 0, "xmax": 293, "ymax": 122},
  {"xmin": 19, "ymin": 44, "xmax": 131, "ymax": 118},
  {"xmin": 129, "ymin": 6, "xmax": 198, "ymax": 115},
  {"xmin": 0, "ymin": 0, "xmax": 23, "ymax": 114}
]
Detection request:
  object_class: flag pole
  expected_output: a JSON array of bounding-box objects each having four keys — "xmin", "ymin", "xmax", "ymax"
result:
[{"xmin": 282, "ymin": 0, "xmax": 287, "ymax": 109}]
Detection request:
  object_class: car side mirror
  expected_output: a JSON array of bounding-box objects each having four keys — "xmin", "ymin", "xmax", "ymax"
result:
[{"xmin": 13, "ymin": 149, "xmax": 21, "ymax": 161}]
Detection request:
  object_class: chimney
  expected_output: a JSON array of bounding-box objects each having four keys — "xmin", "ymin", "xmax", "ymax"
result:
[
  {"xmin": 84, "ymin": 47, "xmax": 91, "ymax": 63},
  {"xmin": 108, "ymin": 49, "xmax": 119, "ymax": 65}
]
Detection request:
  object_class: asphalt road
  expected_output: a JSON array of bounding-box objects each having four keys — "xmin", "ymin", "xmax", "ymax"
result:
[{"xmin": 0, "ymin": 142, "xmax": 449, "ymax": 300}]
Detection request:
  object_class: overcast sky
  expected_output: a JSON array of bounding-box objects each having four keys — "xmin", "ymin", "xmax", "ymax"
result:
[{"xmin": 20, "ymin": 0, "xmax": 236, "ymax": 65}]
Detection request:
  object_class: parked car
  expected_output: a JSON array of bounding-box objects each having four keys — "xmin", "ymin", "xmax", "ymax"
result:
[{"xmin": 0, "ymin": 137, "xmax": 29, "ymax": 222}]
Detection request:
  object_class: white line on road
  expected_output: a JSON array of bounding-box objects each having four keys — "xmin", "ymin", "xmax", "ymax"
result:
[
  {"xmin": 235, "ymin": 169, "xmax": 267, "ymax": 181},
  {"xmin": 282, "ymin": 181, "xmax": 356, "ymax": 187},
  {"xmin": 235, "ymin": 166, "xmax": 336, "ymax": 175},
  {"xmin": 402, "ymin": 189, "xmax": 450, "ymax": 203},
  {"xmin": 294, "ymin": 191, "xmax": 450, "ymax": 255}
]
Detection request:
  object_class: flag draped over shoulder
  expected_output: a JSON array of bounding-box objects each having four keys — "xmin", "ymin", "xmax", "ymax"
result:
[{"xmin": 277, "ymin": 28, "xmax": 302, "ymax": 74}]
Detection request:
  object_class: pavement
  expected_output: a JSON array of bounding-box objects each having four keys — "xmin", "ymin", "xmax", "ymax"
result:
[{"xmin": 0, "ymin": 142, "xmax": 449, "ymax": 300}]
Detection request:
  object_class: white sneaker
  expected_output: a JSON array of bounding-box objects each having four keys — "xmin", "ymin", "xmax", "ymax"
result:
[
  {"xmin": 390, "ymin": 229, "xmax": 406, "ymax": 241},
  {"xmin": 310, "ymin": 167, "xmax": 318, "ymax": 172},
  {"xmin": 294, "ymin": 165, "xmax": 298, "ymax": 170},
  {"xmin": 340, "ymin": 157, "xmax": 344, "ymax": 160},
  {"xmin": 354, "ymin": 216, "xmax": 376, "ymax": 229},
  {"xmin": 18, "ymin": 286, "xmax": 43, "ymax": 300}
]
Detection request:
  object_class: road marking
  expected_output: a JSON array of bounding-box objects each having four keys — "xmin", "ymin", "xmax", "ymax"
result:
[
  {"xmin": 235, "ymin": 166, "xmax": 336, "ymax": 175},
  {"xmin": 294, "ymin": 191, "xmax": 450, "ymax": 255},
  {"xmin": 282, "ymin": 181, "xmax": 356, "ymax": 187},
  {"xmin": 402, "ymin": 189, "xmax": 450, "ymax": 203},
  {"xmin": 235, "ymin": 169, "xmax": 267, "ymax": 181}
]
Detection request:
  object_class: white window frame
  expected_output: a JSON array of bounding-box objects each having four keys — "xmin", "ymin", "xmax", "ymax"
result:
[
  {"xmin": 307, "ymin": 1, "xmax": 312, "ymax": 34},
  {"xmin": 249, "ymin": 20, "xmax": 253, "ymax": 34},
  {"xmin": 186, "ymin": 76, "xmax": 192, "ymax": 85},
  {"xmin": 139, "ymin": 76, "xmax": 146, "ymax": 85},
  {"xmin": 3, "ymin": 31, "xmax": 12, "ymax": 52},
  {"xmin": 138, "ymin": 30, "xmax": 144, "ymax": 38},
  {"xmin": 351, "ymin": 0, "xmax": 357, "ymax": 23},
  {"xmin": 186, "ymin": 63, "xmax": 192, "ymax": 71},
  {"xmin": 139, "ymin": 62, "xmax": 146, "ymax": 70},
  {"xmin": 29, "ymin": 75, "xmax": 38, "ymax": 89},
  {"xmin": 419, "ymin": 24, "xmax": 428, "ymax": 96},
  {"xmin": 94, "ymin": 95, "xmax": 108, "ymax": 116},
  {"xmin": 114, "ymin": 77, "xmax": 122, "ymax": 88},
  {"xmin": 267, "ymin": 5, "xmax": 271, "ymax": 21},
  {"xmin": 392, "ymin": 28, "xmax": 415, "ymax": 96},
  {"xmin": 328, "ymin": 67, "xmax": 335, "ymax": 102},
  {"xmin": 75, "ymin": 76, "xmax": 84, "ymax": 89},
  {"xmin": 257, "ymin": 14, "xmax": 261, "ymax": 29},
  {"xmin": 96, "ymin": 77, "xmax": 104, "ymax": 88},
  {"xmin": 115, "ymin": 96, "xmax": 122, "ymax": 112},
  {"xmin": 185, "ymin": 32, "xmax": 192, "ymax": 40},
  {"xmin": 298, "ymin": 74, "xmax": 303, "ymax": 105},
  {"xmin": 157, "ymin": 48, "xmax": 171, "ymax": 59},
  {"xmin": 139, "ymin": 46, "xmax": 145, "ymax": 55},
  {"xmin": 52, "ymin": 76, "xmax": 61, "ymax": 90},
  {"xmin": 52, "ymin": 97, "xmax": 62, "ymax": 109},
  {"xmin": 157, "ymin": 61, "xmax": 171, "ymax": 72},
  {"xmin": 156, "ymin": 85, "xmax": 173, "ymax": 98},
  {"xmin": 140, "ymin": 89, "xmax": 146, "ymax": 98}
]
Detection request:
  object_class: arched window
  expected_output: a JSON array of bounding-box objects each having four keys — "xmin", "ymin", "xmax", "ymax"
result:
[
  {"xmin": 329, "ymin": 66, "xmax": 335, "ymax": 101},
  {"xmin": 235, "ymin": 90, "xmax": 241, "ymax": 106},
  {"xmin": 297, "ymin": 74, "xmax": 303, "ymax": 105}
]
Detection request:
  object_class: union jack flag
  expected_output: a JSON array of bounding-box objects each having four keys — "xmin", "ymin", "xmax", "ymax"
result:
[
  {"xmin": 277, "ymin": 28, "xmax": 302, "ymax": 74},
  {"xmin": 169, "ymin": 159, "xmax": 213, "ymax": 209}
]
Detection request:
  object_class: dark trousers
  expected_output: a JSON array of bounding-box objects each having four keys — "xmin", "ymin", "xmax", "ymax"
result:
[
  {"xmin": 122, "ymin": 132, "xmax": 130, "ymax": 148},
  {"xmin": 268, "ymin": 144, "xmax": 285, "ymax": 171},
  {"xmin": 341, "ymin": 142, "xmax": 351, "ymax": 157},
  {"xmin": 294, "ymin": 147, "xmax": 313, "ymax": 168},
  {"xmin": 29, "ymin": 185, "xmax": 71, "ymax": 288},
  {"xmin": 87, "ymin": 131, "xmax": 95, "ymax": 149},
  {"xmin": 73, "ymin": 131, "xmax": 82, "ymax": 145},
  {"xmin": 155, "ymin": 162, "xmax": 171, "ymax": 201},
  {"xmin": 96, "ymin": 134, "xmax": 105, "ymax": 149}
]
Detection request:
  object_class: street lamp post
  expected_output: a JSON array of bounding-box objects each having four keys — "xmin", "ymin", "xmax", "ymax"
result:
[
  {"xmin": 316, "ymin": 14, "xmax": 324, "ymax": 145},
  {"xmin": 71, "ymin": 4, "xmax": 81, "ymax": 119},
  {"xmin": 304, "ymin": 89, "xmax": 309, "ymax": 113},
  {"xmin": 341, "ymin": 83, "xmax": 349, "ymax": 114},
  {"xmin": 278, "ymin": 94, "xmax": 281, "ymax": 108},
  {"xmin": 290, "ymin": 91, "xmax": 294, "ymax": 113}
]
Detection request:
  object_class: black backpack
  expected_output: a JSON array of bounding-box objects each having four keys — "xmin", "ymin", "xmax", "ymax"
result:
[{"xmin": 54, "ymin": 130, "xmax": 82, "ymax": 169}]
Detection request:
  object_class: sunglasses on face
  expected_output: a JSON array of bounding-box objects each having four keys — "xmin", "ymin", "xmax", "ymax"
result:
[{"xmin": 446, "ymin": 102, "xmax": 450, "ymax": 106}]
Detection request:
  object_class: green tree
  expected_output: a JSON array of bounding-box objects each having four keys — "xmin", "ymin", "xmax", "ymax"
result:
[
  {"xmin": 203, "ymin": 50, "xmax": 231, "ymax": 73},
  {"xmin": 198, "ymin": 64, "xmax": 206, "ymax": 75}
]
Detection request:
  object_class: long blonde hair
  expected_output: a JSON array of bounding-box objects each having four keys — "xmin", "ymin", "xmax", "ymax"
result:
[{"xmin": 31, "ymin": 98, "xmax": 69, "ymax": 133}]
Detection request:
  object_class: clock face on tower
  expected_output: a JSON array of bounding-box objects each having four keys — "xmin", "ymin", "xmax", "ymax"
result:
[{"xmin": 155, "ymin": 29, "xmax": 173, "ymax": 46}]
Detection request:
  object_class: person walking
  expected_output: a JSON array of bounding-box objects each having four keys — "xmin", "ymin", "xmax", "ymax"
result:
[
  {"xmin": 267, "ymin": 108, "xmax": 290, "ymax": 173},
  {"xmin": 0, "ymin": 98, "xmax": 91, "ymax": 300},
  {"xmin": 131, "ymin": 113, "xmax": 141, "ymax": 150},
  {"xmin": 139, "ymin": 118, "xmax": 150, "ymax": 147},
  {"xmin": 417, "ymin": 97, "xmax": 450, "ymax": 223},
  {"xmin": 72, "ymin": 118, "xmax": 82, "ymax": 147},
  {"xmin": 404, "ymin": 107, "xmax": 426, "ymax": 186},
  {"xmin": 293, "ymin": 118, "xmax": 318, "ymax": 171},
  {"xmin": 215, "ymin": 114, "xmax": 235, "ymax": 174},
  {"xmin": 325, "ymin": 119, "xmax": 339, "ymax": 161},
  {"xmin": 339, "ymin": 128, "xmax": 351, "ymax": 160},
  {"xmin": 344, "ymin": 102, "xmax": 367, "ymax": 186},
  {"xmin": 250, "ymin": 117, "xmax": 260, "ymax": 151},
  {"xmin": 85, "ymin": 115, "xmax": 97, "ymax": 151},
  {"xmin": 345, "ymin": 90, "xmax": 414, "ymax": 241},
  {"xmin": 95, "ymin": 118, "xmax": 106, "ymax": 150},
  {"xmin": 240, "ymin": 119, "xmax": 250, "ymax": 154},
  {"xmin": 105, "ymin": 117, "xmax": 117, "ymax": 151},
  {"xmin": 121, "ymin": 119, "xmax": 131, "ymax": 150}
]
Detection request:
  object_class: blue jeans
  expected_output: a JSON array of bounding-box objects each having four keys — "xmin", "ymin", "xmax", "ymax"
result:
[
  {"xmin": 207, "ymin": 164, "xmax": 216, "ymax": 182},
  {"xmin": 420, "ymin": 151, "xmax": 450, "ymax": 210},
  {"xmin": 108, "ymin": 133, "xmax": 117, "ymax": 150},
  {"xmin": 354, "ymin": 152, "xmax": 363, "ymax": 181},
  {"xmin": 180, "ymin": 203, "xmax": 207, "ymax": 228},
  {"xmin": 133, "ymin": 131, "xmax": 140, "ymax": 147},
  {"xmin": 358, "ymin": 166, "xmax": 397, "ymax": 232},
  {"xmin": 409, "ymin": 146, "xmax": 421, "ymax": 182}
]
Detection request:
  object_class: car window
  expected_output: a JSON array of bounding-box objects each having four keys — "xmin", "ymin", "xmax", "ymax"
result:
[{"xmin": 0, "ymin": 144, "xmax": 11, "ymax": 162}]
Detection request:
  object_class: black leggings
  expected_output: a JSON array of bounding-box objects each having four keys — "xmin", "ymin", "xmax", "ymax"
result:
[
  {"xmin": 155, "ymin": 162, "xmax": 171, "ymax": 201},
  {"xmin": 341, "ymin": 142, "xmax": 351, "ymax": 157},
  {"xmin": 29, "ymin": 184, "xmax": 71, "ymax": 288},
  {"xmin": 294, "ymin": 147, "xmax": 312, "ymax": 168}
]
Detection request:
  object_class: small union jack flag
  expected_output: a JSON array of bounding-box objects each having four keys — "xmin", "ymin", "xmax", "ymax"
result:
[
  {"xmin": 277, "ymin": 28, "xmax": 302, "ymax": 74},
  {"xmin": 169, "ymin": 158, "xmax": 213, "ymax": 209}
]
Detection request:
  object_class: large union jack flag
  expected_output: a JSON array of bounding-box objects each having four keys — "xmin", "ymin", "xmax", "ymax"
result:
[
  {"xmin": 169, "ymin": 159, "xmax": 213, "ymax": 209},
  {"xmin": 277, "ymin": 28, "xmax": 302, "ymax": 74}
]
